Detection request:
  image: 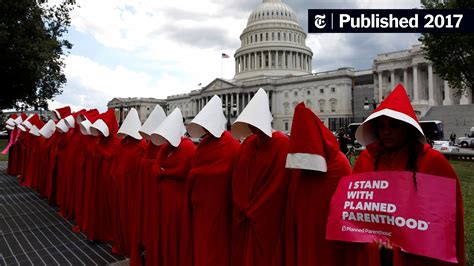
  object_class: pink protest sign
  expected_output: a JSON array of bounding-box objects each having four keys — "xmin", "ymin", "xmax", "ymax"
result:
[{"xmin": 326, "ymin": 171, "xmax": 457, "ymax": 263}]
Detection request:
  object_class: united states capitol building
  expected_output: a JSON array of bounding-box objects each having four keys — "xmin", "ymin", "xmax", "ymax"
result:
[{"xmin": 165, "ymin": 0, "xmax": 473, "ymax": 132}]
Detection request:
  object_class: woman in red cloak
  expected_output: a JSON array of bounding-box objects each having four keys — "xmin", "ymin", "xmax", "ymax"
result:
[
  {"xmin": 23, "ymin": 116, "xmax": 44, "ymax": 190},
  {"xmin": 146, "ymin": 108, "xmax": 195, "ymax": 266},
  {"xmin": 351, "ymin": 84, "xmax": 465, "ymax": 266},
  {"xmin": 38, "ymin": 119, "xmax": 59, "ymax": 201},
  {"xmin": 180, "ymin": 95, "xmax": 240, "ymax": 266},
  {"xmin": 129, "ymin": 105, "xmax": 167, "ymax": 266},
  {"xmin": 87, "ymin": 108, "xmax": 120, "ymax": 243},
  {"xmin": 285, "ymin": 102, "xmax": 352, "ymax": 266},
  {"xmin": 55, "ymin": 109, "xmax": 87, "ymax": 218},
  {"xmin": 110, "ymin": 108, "xmax": 147, "ymax": 256},
  {"xmin": 230, "ymin": 89, "xmax": 290, "ymax": 266}
]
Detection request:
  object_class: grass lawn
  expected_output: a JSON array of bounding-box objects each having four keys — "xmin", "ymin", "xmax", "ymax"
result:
[
  {"xmin": 451, "ymin": 160, "xmax": 474, "ymax": 265},
  {"xmin": 0, "ymin": 139, "xmax": 7, "ymax": 161}
]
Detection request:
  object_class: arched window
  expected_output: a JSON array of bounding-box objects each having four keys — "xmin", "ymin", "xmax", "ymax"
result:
[
  {"xmin": 318, "ymin": 99, "xmax": 326, "ymax": 113},
  {"xmin": 330, "ymin": 99, "xmax": 337, "ymax": 112},
  {"xmin": 305, "ymin": 99, "xmax": 313, "ymax": 110}
]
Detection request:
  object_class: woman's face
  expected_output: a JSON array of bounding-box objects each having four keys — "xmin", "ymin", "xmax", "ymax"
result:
[{"xmin": 374, "ymin": 116, "xmax": 410, "ymax": 150}]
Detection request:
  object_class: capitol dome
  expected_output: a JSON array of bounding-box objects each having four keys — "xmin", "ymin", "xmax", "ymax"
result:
[{"xmin": 233, "ymin": 0, "xmax": 313, "ymax": 80}]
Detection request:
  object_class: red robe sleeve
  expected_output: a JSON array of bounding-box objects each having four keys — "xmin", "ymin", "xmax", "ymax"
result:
[{"xmin": 154, "ymin": 138, "xmax": 195, "ymax": 180}]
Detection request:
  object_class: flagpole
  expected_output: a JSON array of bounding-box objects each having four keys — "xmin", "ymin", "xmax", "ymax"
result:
[{"xmin": 221, "ymin": 55, "xmax": 223, "ymax": 79}]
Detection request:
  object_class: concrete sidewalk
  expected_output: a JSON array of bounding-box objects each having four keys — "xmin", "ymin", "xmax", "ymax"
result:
[{"xmin": 0, "ymin": 162, "xmax": 127, "ymax": 265}]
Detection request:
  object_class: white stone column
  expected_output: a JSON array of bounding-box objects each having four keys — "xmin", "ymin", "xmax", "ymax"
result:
[
  {"xmin": 236, "ymin": 93, "xmax": 240, "ymax": 114},
  {"xmin": 428, "ymin": 64, "xmax": 435, "ymax": 105},
  {"xmin": 261, "ymin": 51, "xmax": 264, "ymax": 68},
  {"xmin": 413, "ymin": 65, "xmax": 419, "ymax": 102},
  {"xmin": 268, "ymin": 51, "xmax": 272, "ymax": 68},
  {"xmin": 230, "ymin": 93, "xmax": 234, "ymax": 116},
  {"xmin": 254, "ymin": 53, "xmax": 258, "ymax": 70},
  {"xmin": 403, "ymin": 69, "xmax": 408, "ymax": 89},
  {"xmin": 378, "ymin": 72, "xmax": 383, "ymax": 102},
  {"xmin": 275, "ymin": 51, "xmax": 279, "ymax": 68},
  {"xmin": 296, "ymin": 53, "xmax": 300, "ymax": 70},
  {"xmin": 282, "ymin": 51, "xmax": 286, "ymax": 68},
  {"xmin": 443, "ymin": 80, "xmax": 453, "ymax": 105},
  {"xmin": 390, "ymin": 70, "xmax": 395, "ymax": 91},
  {"xmin": 244, "ymin": 54, "xmax": 250, "ymax": 71}
]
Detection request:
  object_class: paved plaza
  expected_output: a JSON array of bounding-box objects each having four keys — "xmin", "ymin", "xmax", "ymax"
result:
[{"xmin": 0, "ymin": 162, "xmax": 126, "ymax": 266}]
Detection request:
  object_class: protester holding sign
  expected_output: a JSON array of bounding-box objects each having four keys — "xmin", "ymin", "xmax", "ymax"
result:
[
  {"xmin": 285, "ymin": 102, "xmax": 352, "ymax": 266},
  {"xmin": 350, "ymin": 84, "xmax": 465, "ymax": 265}
]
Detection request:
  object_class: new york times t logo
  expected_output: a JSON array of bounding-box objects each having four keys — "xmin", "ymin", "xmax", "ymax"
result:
[{"xmin": 314, "ymin": 14, "xmax": 326, "ymax": 29}]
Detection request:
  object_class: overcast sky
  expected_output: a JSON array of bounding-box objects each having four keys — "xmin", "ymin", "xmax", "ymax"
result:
[{"xmin": 49, "ymin": 0, "xmax": 422, "ymax": 111}]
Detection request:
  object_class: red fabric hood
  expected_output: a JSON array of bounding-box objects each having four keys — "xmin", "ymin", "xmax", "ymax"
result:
[{"xmin": 286, "ymin": 102, "xmax": 339, "ymax": 172}]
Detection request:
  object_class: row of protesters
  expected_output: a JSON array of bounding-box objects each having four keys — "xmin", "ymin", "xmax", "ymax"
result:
[{"xmin": 2, "ymin": 84, "xmax": 464, "ymax": 266}]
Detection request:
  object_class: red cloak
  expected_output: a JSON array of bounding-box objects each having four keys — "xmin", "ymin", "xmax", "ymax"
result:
[
  {"xmin": 71, "ymin": 110, "xmax": 99, "ymax": 232},
  {"xmin": 130, "ymin": 142, "xmax": 162, "ymax": 266},
  {"xmin": 10, "ymin": 113, "xmax": 28, "ymax": 177},
  {"xmin": 44, "ymin": 131, "xmax": 61, "ymax": 203},
  {"xmin": 79, "ymin": 134, "xmax": 100, "ymax": 234},
  {"xmin": 111, "ymin": 136, "xmax": 147, "ymax": 256},
  {"xmin": 351, "ymin": 142, "xmax": 465, "ymax": 266},
  {"xmin": 63, "ymin": 109, "xmax": 98, "ymax": 220},
  {"xmin": 85, "ymin": 109, "xmax": 120, "ymax": 243},
  {"xmin": 55, "ymin": 128, "xmax": 75, "ymax": 215},
  {"xmin": 231, "ymin": 131, "xmax": 290, "ymax": 266},
  {"xmin": 146, "ymin": 137, "xmax": 195, "ymax": 266},
  {"xmin": 18, "ymin": 131, "xmax": 33, "ymax": 185},
  {"xmin": 285, "ymin": 103, "xmax": 353, "ymax": 266},
  {"xmin": 180, "ymin": 131, "xmax": 239, "ymax": 266},
  {"xmin": 24, "ymin": 118, "xmax": 45, "ymax": 190}
]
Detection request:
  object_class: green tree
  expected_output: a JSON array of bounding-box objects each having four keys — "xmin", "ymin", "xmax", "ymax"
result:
[
  {"xmin": 0, "ymin": 0, "xmax": 76, "ymax": 110},
  {"xmin": 419, "ymin": 0, "xmax": 474, "ymax": 102}
]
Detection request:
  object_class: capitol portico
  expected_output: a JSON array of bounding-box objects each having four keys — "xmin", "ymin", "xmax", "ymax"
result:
[
  {"xmin": 374, "ymin": 44, "xmax": 472, "ymax": 117},
  {"xmin": 166, "ymin": 0, "xmax": 473, "ymax": 132}
]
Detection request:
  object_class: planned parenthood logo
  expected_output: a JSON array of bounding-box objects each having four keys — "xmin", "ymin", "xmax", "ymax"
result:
[{"xmin": 308, "ymin": 9, "xmax": 474, "ymax": 33}]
